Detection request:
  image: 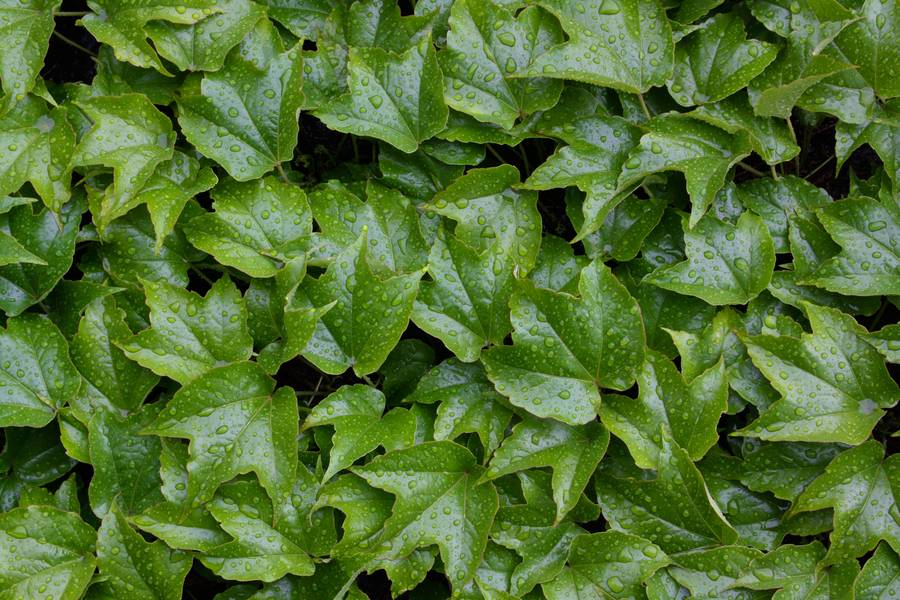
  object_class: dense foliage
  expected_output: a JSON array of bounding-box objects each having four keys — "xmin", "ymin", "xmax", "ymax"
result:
[{"xmin": 0, "ymin": 0, "xmax": 898, "ymax": 597}]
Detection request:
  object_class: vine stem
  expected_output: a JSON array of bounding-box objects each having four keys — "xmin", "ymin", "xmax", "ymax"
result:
[
  {"xmin": 637, "ymin": 93, "xmax": 651, "ymax": 120},
  {"xmin": 52, "ymin": 31, "xmax": 97, "ymax": 59},
  {"xmin": 737, "ymin": 161, "xmax": 766, "ymax": 177},
  {"xmin": 53, "ymin": 10, "xmax": 89, "ymax": 16},
  {"xmin": 785, "ymin": 117, "xmax": 800, "ymax": 174},
  {"xmin": 770, "ymin": 164, "xmax": 780, "ymax": 180},
  {"xmin": 275, "ymin": 162, "xmax": 290, "ymax": 184}
]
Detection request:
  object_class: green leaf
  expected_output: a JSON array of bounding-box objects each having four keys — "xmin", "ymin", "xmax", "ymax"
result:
[
  {"xmin": 0, "ymin": 0, "xmax": 59, "ymax": 113},
  {"xmin": 187, "ymin": 177, "xmax": 312, "ymax": 278},
  {"xmin": 440, "ymin": 0, "xmax": 564, "ymax": 129},
  {"xmin": 525, "ymin": 0, "xmax": 674, "ymax": 94},
  {"xmin": 669, "ymin": 13, "xmax": 777, "ymax": 106},
  {"xmin": 0, "ymin": 315, "xmax": 80, "ymax": 428},
  {"xmin": 644, "ymin": 211, "xmax": 775, "ymax": 305},
  {"xmin": 143, "ymin": 361, "xmax": 298, "ymax": 506},
  {"xmin": 427, "ymin": 165, "xmax": 541, "ymax": 273},
  {"xmin": 81, "ymin": 0, "xmax": 218, "ymax": 73},
  {"xmin": 543, "ymin": 531, "xmax": 670, "ymax": 600},
  {"xmin": 145, "ymin": 0, "xmax": 265, "ymax": 72},
  {"xmin": 482, "ymin": 259, "xmax": 645, "ymax": 425},
  {"xmin": 804, "ymin": 197, "xmax": 900, "ymax": 296},
  {"xmin": 737, "ymin": 175, "xmax": 832, "ymax": 253},
  {"xmin": 834, "ymin": 0, "xmax": 899, "ymax": 100},
  {"xmin": 0, "ymin": 505, "xmax": 96, "ymax": 600},
  {"xmin": 261, "ymin": 0, "xmax": 344, "ymax": 40},
  {"xmin": 484, "ymin": 417, "xmax": 609, "ymax": 523},
  {"xmin": 412, "ymin": 226, "xmax": 513, "ymax": 362},
  {"xmin": 735, "ymin": 302, "xmax": 900, "ymax": 444},
  {"xmin": 835, "ymin": 102, "xmax": 899, "ymax": 191},
  {"xmin": 669, "ymin": 545, "xmax": 763, "ymax": 599},
  {"xmin": 177, "ymin": 25, "xmax": 303, "ymax": 180},
  {"xmin": 354, "ymin": 441, "xmax": 499, "ymax": 588},
  {"xmin": 94, "ymin": 502, "xmax": 192, "ymax": 599},
  {"xmin": 302, "ymin": 384, "xmax": 416, "ymax": 482},
  {"xmin": 601, "ymin": 349, "xmax": 727, "ymax": 469},
  {"xmin": 74, "ymin": 94, "xmax": 175, "ymax": 231},
  {"xmin": 0, "ymin": 97, "xmax": 75, "ymax": 212},
  {"xmin": 596, "ymin": 434, "xmax": 738, "ymax": 554},
  {"xmin": 120, "ymin": 276, "xmax": 253, "ymax": 385},
  {"xmin": 739, "ymin": 441, "xmax": 842, "ymax": 502},
  {"xmin": 793, "ymin": 441, "xmax": 900, "ymax": 564},
  {"xmin": 869, "ymin": 324, "xmax": 900, "ymax": 364},
  {"xmin": 855, "ymin": 543, "xmax": 900, "ymax": 600},
  {"xmin": 344, "ymin": 0, "xmax": 436, "ymax": 51},
  {"xmin": 298, "ymin": 232, "xmax": 422, "ymax": 376},
  {"xmin": 314, "ymin": 37, "xmax": 447, "ymax": 153},
  {"xmin": 618, "ymin": 114, "xmax": 752, "ymax": 226}
]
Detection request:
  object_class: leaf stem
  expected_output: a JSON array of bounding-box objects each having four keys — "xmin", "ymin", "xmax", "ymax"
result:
[
  {"xmin": 737, "ymin": 161, "xmax": 766, "ymax": 178},
  {"xmin": 770, "ymin": 164, "xmax": 780, "ymax": 181},
  {"xmin": 275, "ymin": 162, "xmax": 289, "ymax": 184},
  {"xmin": 637, "ymin": 93, "xmax": 652, "ymax": 120},
  {"xmin": 486, "ymin": 144, "xmax": 504, "ymax": 163},
  {"xmin": 785, "ymin": 117, "xmax": 800, "ymax": 174},
  {"xmin": 516, "ymin": 143, "xmax": 531, "ymax": 174},
  {"xmin": 803, "ymin": 155, "xmax": 834, "ymax": 181},
  {"xmin": 53, "ymin": 10, "xmax": 89, "ymax": 16},
  {"xmin": 52, "ymin": 30, "xmax": 97, "ymax": 59}
]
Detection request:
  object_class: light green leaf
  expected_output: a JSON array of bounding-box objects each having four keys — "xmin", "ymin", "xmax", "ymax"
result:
[
  {"xmin": 596, "ymin": 434, "xmax": 738, "ymax": 554},
  {"xmin": 0, "ymin": 315, "xmax": 80, "ymax": 428},
  {"xmin": 669, "ymin": 13, "xmax": 777, "ymax": 106},
  {"xmin": 834, "ymin": 0, "xmax": 899, "ymax": 100},
  {"xmin": 855, "ymin": 543, "xmax": 900, "ymax": 600},
  {"xmin": 525, "ymin": 0, "xmax": 674, "ymax": 94},
  {"xmin": 131, "ymin": 500, "xmax": 230, "ymax": 552},
  {"xmin": 0, "ymin": 0, "xmax": 59, "ymax": 113},
  {"xmin": 94, "ymin": 503, "xmax": 192, "ymax": 599},
  {"xmin": 735, "ymin": 302, "xmax": 900, "ymax": 444},
  {"xmin": 869, "ymin": 324, "xmax": 900, "ymax": 364},
  {"xmin": 143, "ymin": 362, "xmax": 298, "ymax": 506},
  {"xmin": 484, "ymin": 417, "xmax": 609, "ymax": 523},
  {"xmin": 427, "ymin": 165, "xmax": 541, "ymax": 273},
  {"xmin": 835, "ymin": 102, "xmax": 899, "ymax": 191},
  {"xmin": 440, "ymin": 0, "xmax": 564, "ymax": 129},
  {"xmin": 187, "ymin": 177, "xmax": 312, "ymax": 278},
  {"xmin": 0, "ymin": 97, "xmax": 75, "ymax": 212},
  {"xmin": 748, "ymin": 48, "xmax": 852, "ymax": 119},
  {"xmin": 0, "ymin": 229, "xmax": 43, "ymax": 266},
  {"xmin": 119, "ymin": 276, "xmax": 253, "ymax": 385},
  {"xmin": 177, "ymin": 24, "xmax": 303, "ymax": 180},
  {"xmin": 314, "ymin": 473, "xmax": 393, "ymax": 560},
  {"xmin": 804, "ymin": 197, "xmax": 900, "ymax": 296},
  {"xmin": 81, "ymin": 0, "xmax": 218, "ymax": 73},
  {"xmin": 262, "ymin": 0, "xmax": 344, "ymax": 40},
  {"xmin": 0, "ymin": 505, "xmax": 96, "ymax": 600},
  {"xmin": 645, "ymin": 211, "xmax": 775, "ymax": 305},
  {"xmin": 669, "ymin": 545, "xmax": 763, "ymax": 599},
  {"xmin": 74, "ymin": 94, "xmax": 175, "ymax": 231},
  {"xmin": 298, "ymin": 232, "xmax": 422, "ymax": 376},
  {"xmin": 543, "ymin": 531, "xmax": 670, "ymax": 600},
  {"xmin": 315, "ymin": 37, "xmax": 447, "ymax": 153},
  {"xmin": 344, "ymin": 0, "xmax": 436, "ymax": 51},
  {"xmin": 530, "ymin": 235, "xmax": 588, "ymax": 294},
  {"xmin": 412, "ymin": 227, "xmax": 514, "ymax": 362},
  {"xmin": 739, "ymin": 442, "xmax": 842, "ymax": 502},
  {"xmin": 354, "ymin": 441, "xmax": 499, "ymax": 588},
  {"xmin": 793, "ymin": 441, "xmax": 900, "ymax": 564},
  {"xmin": 302, "ymin": 385, "xmax": 416, "ymax": 482},
  {"xmin": 483, "ymin": 259, "xmax": 644, "ymax": 425},
  {"xmin": 145, "ymin": 0, "xmax": 265, "ymax": 72},
  {"xmin": 618, "ymin": 114, "xmax": 752, "ymax": 226},
  {"xmin": 601, "ymin": 349, "xmax": 727, "ymax": 469}
]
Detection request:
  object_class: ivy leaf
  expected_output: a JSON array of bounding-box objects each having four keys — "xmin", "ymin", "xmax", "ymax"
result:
[
  {"xmin": 81, "ymin": 0, "xmax": 218, "ymax": 74},
  {"xmin": 298, "ymin": 232, "xmax": 422, "ymax": 376},
  {"xmin": 353, "ymin": 441, "xmax": 499, "ymax": 588},
  {"xmin": 669, "ymin": 13, "xmax": 777, "ymax": 106},
  {"xmin": 186, "ymin": 177, "xmax": 313, "ymax": 278},
  {"xmin": 668, "ymin": 545, "xmax": 763, "ymax": 599},
  {"xmin": 145, "ymin": 0, "xmax": 266, "ymax": 72},
  {"xmin": 618, "ymin": 115, "xmax": 752, "ymax": 226},
  {"xmin": 406, "ymin": 359, "xmax": 512, "ymax": 457},
  {"xmin": 804, "ymin": 197, "xmax": 900, "ymax": 296},
  {"xmin": 601, "ymin": 349, "xmax": 727, "ymax": 469},
  {"xmin": 835, "ymin": 103, "xmax": 899, "ymax": 191},
  {"xmin": 412, "ymin": 227, "xmax": 513, "ymax": 362},
  {"xmin": 440, "ymin": 0, "xmax": 564, "ymax": 129},
  {"xmin": 525, "ymin": 0, "xmax": 674, "ymax": 94},
  {"xmin": 484, "ymin": 417, "xmax": 609, "ymax": 523},
  {"xmin": 94, "ymin": 503, "xmax": 192, "ymax": 599},
  {"xmin": 596, "ymin": 434, "xmax": 738, "ymax": 554},
  {"xmin": 426, "ymin": 165, "xmax": 541, "ymax": 273},
  {"xmin": 143, "ymin": 362, "xmax": 298, "ymax": 506},
  {"xmin": 302, "ymin": 385, "xmax": 416, "ymax": 482},
  {"xmin": 344, "ymin": 0, "xmax": 436, "ymax": 51},
  {"xmin": 177, "ymin": 25, "xmax": 303, "ymax": 180},
  {"xmin": 735, "ymin": 302, "xmax": 900, "ymax": 444},
  {"xmin": 0, "ymin": 505, "xmax": 96, "ymax": 600},
  {"xmin": 869, "ymin": 324, "xmax": 900, "ymax": 364},
  {"xmin": 199, "ymin": 479, "xmax": 316, "ymax": 582},
  {"xmin": 315, "ymin": 37, "xmax": 447, "ymax": 153},
  {"xmin": 834, "ymin": 0, "xmax": 899, "ymax": 100},
  {"xmin": 530, "ymin": 235, "xmax": 588, "ymax": 294},
  {"xmin": 0, "ymin": 315, "xmax": 80, "ymax": 428},
  {"xmin": 737, "ymin": 175, "xmax": 832, "ymax": 253},
  {"xmin": 739, "ymin": 442, "xmax": 842, "ymax": 502},
  {"xmin": 0, "ymin": 97, "xmax": 76, "ymax": 212},
  {"xmin": 644, "ymin": 212, "xmax": 775, "ymax": 305},
  {"xmin": 0, "ymin": 229, "xmax": 43, "ymax": 267},
  {"xmin": 314, "ymin": 473, "xmax": 393, "ymax": 561},
  {"xmin": 855, "ymin": 543, "xmax": 900, "ymax": 600},
  {"xmin": 0, "ymin": 0, "xmax": 59, "ymax": 113},
  {"xmin": 309, "ymin": 180, "xmax": 427, "ymax": 274},
  {"xmin": 119, "ymin": 276, "xmax": 253, "ymax": 385},
  {"xmin": 482, "ymin": 259, "xmax": 645, "ymax": 425},
  {"xmin": 262, "ymin": 0, "xmax": 343, "ymax": 40},
  {"xmin": 543, "ymin": 531, "xmax": 670, "ymax": 600},
  {"xmin": 793, "ymin": 441, "xmax": 900, "ymax": 564}
]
